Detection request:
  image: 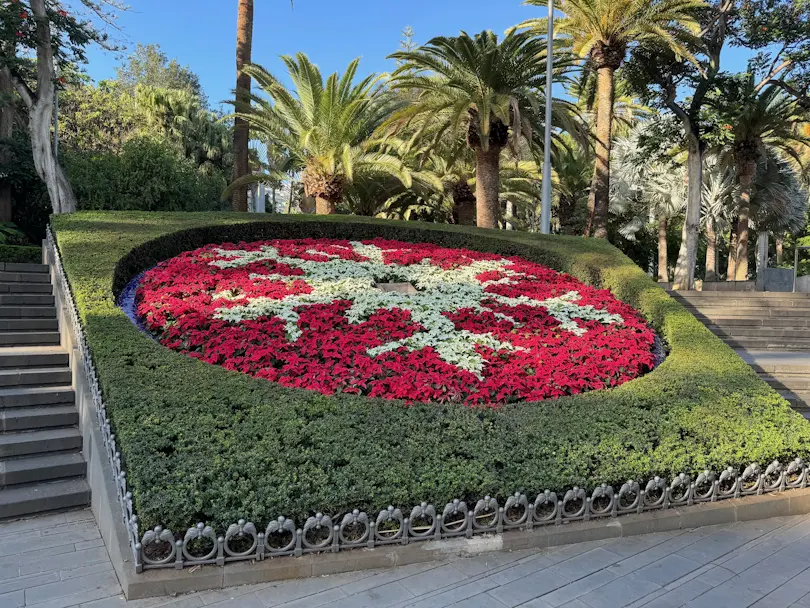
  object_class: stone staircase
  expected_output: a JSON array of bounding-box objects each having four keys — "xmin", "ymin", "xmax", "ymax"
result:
[
  {"xmin": 0, "ymin": 262, "xmax": 89, "ymax": 519},
  {"xmin": 671, "ymin": 291, "xmax": 810, "ymax": 417}
]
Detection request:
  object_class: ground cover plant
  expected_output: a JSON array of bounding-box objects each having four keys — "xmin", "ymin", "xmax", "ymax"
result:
[
  {"xmin": 52, "ymin": 211, "xmax": 810, "ymax": 533},
  {"xmin": 136, "ymin": 238, "xmax": 658, "ymax": 404}
]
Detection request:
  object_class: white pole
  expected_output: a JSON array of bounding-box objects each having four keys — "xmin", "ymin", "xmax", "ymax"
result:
[{"xmin": 539, "ymin": 0, "xmax": 554, "ymax": 234}]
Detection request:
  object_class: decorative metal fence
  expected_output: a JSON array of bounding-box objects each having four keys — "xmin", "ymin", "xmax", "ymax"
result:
[{"xmin": 45, "ymin": 227, "xmax": 810, "ymax": 574}]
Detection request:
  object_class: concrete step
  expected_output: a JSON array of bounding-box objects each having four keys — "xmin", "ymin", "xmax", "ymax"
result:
[
  {"xmin": 0, "ymin": 477, "xmax": 89, "ymax": 519},
  {"xmin": 0, "ymin": 283, "xmax": 52, "ymax": 295},
  {"xmin": 0, "ymin": 428, "xmax": 82, "ymax": 458},
  {"xmin": 777, "ymin": 389, "xmax": 810, "ymax": 411},
  {"xmin": 721, "ymin": 336, "xmax": 810, "ymax": 351},
  {"xmin": 763, "ymin": 375, "xmax": 810, "ymax": 392},
  {"xmin": 0, "ymin": 332, "xmax": 60, "ymax": 346},
  {"xmin": 674, "ymin": 290, "xmax": 810, "ymax": 301},
  {"xmin": 0, "ymin": 263, "xmax": 46, "ymax": 274},
  {"xmin": 0, "ymin": 452, "xmax": 85, "ymax": 488},
  {"xmin": 0, "ymin": 386, "xmax": 74, "ymax": 408},
  {"xmin": 698, "ymin": 316, "xmax": 810, "ymax": 328},
  {"xmin": 0, "ymin": 294, "xmax": 54, "ymax": 306},
  {"xmin": 0, "ymin": 347, "xmax": 68, "ymax": 369},
  {"xmin": 0, "ymin": 405, "xmax": 79, "ymax": 432},
  {"xmin": 0, "ymin": 306, "xmax": 57, "ymax": 319},
  {"xmin": 0, "ymin": 318, "xmax": 58, "ymax": 332},
  {"xmin": 707, "ymin": 326, "xmax": 810, "ymax": 339},
  {"xmin": 0, "ymin": 367, "xmax": 72, "ymax": 389},
  {"xmin": 0, "ymin": 271, "xmax": 50, "ymax": 284}
]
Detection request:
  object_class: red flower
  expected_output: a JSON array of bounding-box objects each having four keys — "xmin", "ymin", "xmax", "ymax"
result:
[{"xmin": 135, "ymin": 239, "xmax": 658, "ymax": 406}]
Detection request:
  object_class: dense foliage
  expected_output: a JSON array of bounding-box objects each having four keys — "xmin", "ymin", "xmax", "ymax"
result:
[{"xmin": 53, "ymin": 212, "xmax": 810, "ymax": 532}]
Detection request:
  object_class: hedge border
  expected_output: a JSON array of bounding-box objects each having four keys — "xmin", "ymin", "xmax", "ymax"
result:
[
  {"xmin": 50, "ymin": 212, "xmax": 810, "ymax": 548},
  {"xmin": 0, "ymin": 244, "xmax": 42, "ymax": 264}
]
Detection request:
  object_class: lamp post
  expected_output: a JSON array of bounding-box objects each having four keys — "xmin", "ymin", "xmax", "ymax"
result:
[{"xmin": 539, "ymin": 0, "xmax": 554, "ymax": 234}]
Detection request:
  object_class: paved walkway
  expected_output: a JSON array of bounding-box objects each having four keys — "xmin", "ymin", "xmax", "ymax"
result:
[{"xmin": 4, "ymin": 510, "xmax": 810, "ymax": 608}]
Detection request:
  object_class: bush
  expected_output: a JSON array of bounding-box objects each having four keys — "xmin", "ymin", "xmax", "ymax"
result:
[
  {"xmin": 52, "ymin": 212, "xmax": 810, "ymax": 533},
  {"xmin": 63, "ymin": 137, "xmax": 229, "ymax": 212},
  {"xmin": 0, "ymin": 244, "xmax": 41, "ymax": 264}
]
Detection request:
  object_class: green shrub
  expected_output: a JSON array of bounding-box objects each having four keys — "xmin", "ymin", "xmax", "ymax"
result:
[
  {"xmin": 0, "ymin": 244, "xmax": 41, "ymax": 264},
  {"xmin": 52, "ymin": 212, "xmax": 810, "ymax": 533},
  {"xmin": 63, "ymin": 137, "xmax": 228, "ymax": 212}
]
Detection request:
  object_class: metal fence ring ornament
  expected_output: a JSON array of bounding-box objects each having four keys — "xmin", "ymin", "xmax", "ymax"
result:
[
  {"xmin": 375, "ymin": 506, "xmax": 404, "ymax": 542},
  {"xmin": 408, "ymin": 502, "xmax": 436, "ymax": 539},
  {"xmin": 224, "ymin": 520, "xmax": 258, "ymax": 557},
  {"xmin": 264, "ymin": 516, "xmax": 297, "ymax": 553},
  {"xmin": 302, "ymin": 513, "xmax": 334, "ymax": 550},
  {"xmin": 503, "ymin": 492, "xmax": 529, "ymax": 527},
  {"xmin": 339, "ymin": 510, "xmax": 370, "ymax": 546},
  {"xmin": 140, "ymin": 526, "xmax": 177, "ymax": 566}
]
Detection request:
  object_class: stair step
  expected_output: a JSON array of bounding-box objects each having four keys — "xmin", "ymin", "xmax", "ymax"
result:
[
  {"xmin": 696, "ymin": 317, "xmax": 810, "ymax": 328},
  {"xmin": 0, "ymin": 452, "xmax": 85, "ymax": 487},
  {"xmin": 0, "ymin": 347, "xmax": 68, "ymax": 369},
  {"xmin": 0, "ymin": 319, "xmax": 58, "ymax": 332},
  {"xmin": 0, "ymin": 294, "xmax": 54, "ymax": 307},
  {"xmin": 0, "ymin": 283, "xmax": 52, "ymax": 295},
  {"xmin": 721, "ymin": 338, "xmax": 810, "ymax": 351},
  {"xmin": 0, "ymin": 478, "xmax": 89, "ymax": 519},
  {"xmin": 1, "ymin": 405, "xmax": 78, "ymax": 432},
  {"xmin": 0, "ymin": 428, "xmax": 82, "ymax": 458},
  {"xmin": 708, "ymin": 326, "xmax": 810, "ymax": 339},
  {"xmin": 0, "ymin": 306, "xmax": 57, "ymax": 319},
  {"xmin": 0, "ymin": 386, "xmax": 74, "ymax": 408},
  {"xmin": 763, "ymin": 376, "xmax": 810, "ymax": 391},
  {"xmin": 0, "ymin": 263, "xmax": 46, "ymax": 274},
  {"xmin": 0, "ymin": 271, "xmax": 50, "ymax": 284},
  {"xmin": 0, "ymin": 332, "xmax": 59, "ymax": 346},
  {"xmin": 0, "ymin": 367, "xmax": 72, "ymax": 389}
]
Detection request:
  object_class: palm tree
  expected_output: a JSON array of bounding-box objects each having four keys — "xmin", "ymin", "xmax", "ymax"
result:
[
  {"xmin": 700, "ymin": 153, "xmax": 735, "ymax": 281},
  {"xmin": 232, "ymin": 0, "xmax": 254, "ymax": 212},
  {"xmin": 231, "ymin": 54, "xmax": 411, "ymax": 214},
  {"xmin": 522, "ymin": 0, "xmax": 702, "ymax": 238},
  {"xmin": 386, "ymin": 29, "xmax": 579, "ymax": 229},
  {"xmin": 713, "ymin": 76, "xmax": 810, "ymax": 279},
  {"xmin": 611, "ymin": 128, "xmax": 687, "ymax": 281}
]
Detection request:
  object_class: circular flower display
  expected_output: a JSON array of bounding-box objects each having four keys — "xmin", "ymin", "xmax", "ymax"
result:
[{"xmin": 135, "ymin": 238, "xmax": 658, "ymax": 405}]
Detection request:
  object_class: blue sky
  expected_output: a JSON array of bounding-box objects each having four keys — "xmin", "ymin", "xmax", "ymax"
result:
[{"xmin": 77, "ymin": 0, "xmax": 755, "ymax": 110}]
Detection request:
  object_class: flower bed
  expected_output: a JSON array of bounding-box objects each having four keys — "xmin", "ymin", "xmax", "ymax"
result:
[
  {"xmin": 50, "ymin": 212, "xmax": 810, "ymax": 533},
  {"xmin": 136, "ymin": 238, "xmax": 657, "ymax": 404}
]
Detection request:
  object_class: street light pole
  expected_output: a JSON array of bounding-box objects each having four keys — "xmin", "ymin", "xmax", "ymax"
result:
[{"xmin": 539, "ymin": 0, "xmax": 554, "ymax": 234}]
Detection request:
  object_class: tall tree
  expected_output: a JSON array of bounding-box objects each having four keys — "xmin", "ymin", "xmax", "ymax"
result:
[
  {"xmin": 0, "ymin": 66, "xmax": 14, "ymax": 221},
  {"xmin": 387, "ymin": 29, "xmax": 577, "ymax": 229},
  {"xmin": 115, "ymin": 44, "xmax": 205, "ymax": 102},
  {"xmin": 232, "ymin": 0, "xmax": 254, "ymax": 212},
  {"xmin": 231, "ymin": 54, "xmax": 412, "ymax": 214},
  {"xmin": 624, "ymin": 0, "xmax": 733, "ymax": 288},
  {"xmin": 523, "ymin": 0, "xmax": 703, "ymax": 239},
  {"xmin": 711, "ymin": 75, "xmax": 810, "ymax": 279},
  {"xmin": 0, "ymin": 0, "xmax": 122, "ymax": 215}
]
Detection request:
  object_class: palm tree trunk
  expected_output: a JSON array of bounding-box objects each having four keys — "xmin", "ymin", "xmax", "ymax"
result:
[
  {"xmin": 672, "ymin": 134, "xmax": 702, "ymax": 289},
  {"xmin": 0, "ymin": 67, "xmax": 13, "ymax": 222},
  {"xmin": 657, "ymin": 215, "xmax": 668, "ymax": 282},
  {"xmin": 475, "ymin": 146, "xmax": 501, "ymax": 229},
  {"xmin": 705, "ymin": 223, "xmax": 718, "ymax": 282},
  {"xmin": 736, "ymin": 172, "xmax": 753, "ymax": 280},
  {"xmin": 776, "ymin": 236, "xmax": 784, "ymax": 265},
  {"xmin": 585, "ymin": 64, "xmax": 615, "ymax": 239},
  {"xmin": 287, "ymin": 180, "xmax": 295, "ymax": 214},
  {"xmin": 316, "ymin": 197, "xmax": 336, "ymax": 215},
  {"xmin": 726, "ymin": 223, "xmax": 737, "ymax": 281},
  {"xmin": 231, "ymin": 0, "xmax": 254, "ymax": 213}
]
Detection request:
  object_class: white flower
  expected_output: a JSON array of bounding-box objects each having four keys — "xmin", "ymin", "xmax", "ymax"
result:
[{"xmin": 210, "ymin": 243, "xmax": 624, "ymax": 373}]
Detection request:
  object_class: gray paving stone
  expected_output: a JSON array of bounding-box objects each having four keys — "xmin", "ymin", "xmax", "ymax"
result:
[
  {"xmin": 18, "ymin": 546, "xmax": 110, "ymax": 576},
  {"xmin": 633, "ymin": 555, "xmax": 703, "ymax": 587},
  {"xmin": 674, "ymin": 529, "xmax": 766, "ymax": 564},
  {"xmin": 538, "ymin": 569, "xmax": 619, "ymax": 607},
  {"xmin": 485, "ymin": 555, "xmax": 556, "ymax": 586},
  {"xmin": 638, "ymin": 580, "xmax": 712, "ymax": 608},
  {"xmin": 0, "ymin": 569, "xmax": 59, "ymax": 596},
  {"xmin": 258, "ymin": 574, "xmax": 364, "ymax": 607},
  {"xmin": 549, "ymin": 547, "xmax": 623, "ymax": 580},
  {"xmin": 455, "ymin": 594, "xmax": 508, "ymax": 607},
  {"xmin": 336, "ymin": 563, "xmax": 437, "ymax": 596},
  {"xmin": 323, "ymin": 581, "xmax": 414, "ymax": 607},
  {"xmin": 402, "ymin": 578, "xmax": 500, "ymax": 608},
  {"xmin": 578, "ymin": 573, "xmax": 661, "ymax": 608},
  {"xmin": 488, "ymin": 568, "xmax": 571, "ymax": 607},
  {"xmin": 398, "ymin": 564, "xmax": 468, "ymax": 597},
  {"xmin": 451, "ymin": 550, "xmax": 533, "ymax": 577},
  {"xmin": 603, "ymin": 533, "xmax": 681, "ymax": 558},
  {"xmin": 0, "ymin": 588, "xmax": 24, "ymax": 608},
  {"xmin": 23, "ymin": 569, "xmax": 120, "ymax": 605},
  {"xmin": 749, "ymin": 570, "xmax": 810, "ymax": 608},
  {"xmin": 276, "ymin": 588, "xmax": 348, "ymax": 608}
]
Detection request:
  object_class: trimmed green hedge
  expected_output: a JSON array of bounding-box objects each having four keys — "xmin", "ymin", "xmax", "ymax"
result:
[
  {"xmin": 52, "ymin": 211, "xmax": 810, "ymax": 532},
  {"xmin": 0, "ymin": 244, "xmax": 42, "ymax": 264}
]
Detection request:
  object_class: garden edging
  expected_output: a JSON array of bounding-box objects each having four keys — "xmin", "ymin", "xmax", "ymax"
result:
[{"xmin": 42, "ymin": 225, "xmax": 810, "ymax": 600}]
